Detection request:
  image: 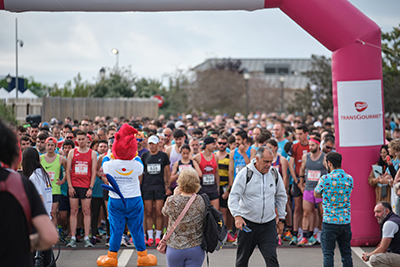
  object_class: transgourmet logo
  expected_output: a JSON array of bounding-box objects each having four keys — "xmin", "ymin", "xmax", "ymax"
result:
[{"xmin": 354, "ymin": 101, "xmax": 368, "ymax": 112}]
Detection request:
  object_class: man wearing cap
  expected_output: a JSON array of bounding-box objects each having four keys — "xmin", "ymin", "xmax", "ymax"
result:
[
  {"xmin": 136, "ymin": 131, "xmax": 149, "ymax": 157},
  {"xmin": 41, "ymin": 137, "xmax": 67, "ymax": 227},
  {"xmin": 297, "ymin": 136, "xmax": 327, "ymax": 246},
  {"xmin": 194, "ymin": 136, "xmax": 220, "ymax": 209},
  {"xmin": 141, "ymin": 135, "xmax": 171, "ymax": 246}
]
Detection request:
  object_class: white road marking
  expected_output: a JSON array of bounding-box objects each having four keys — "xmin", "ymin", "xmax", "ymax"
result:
[
  {"xmin": 351, "ymin": 247, "xmax": 372, "ymax": 267},
  {"xmin": 118, "ymin": 249, "xmax": 134, "ymax": 267}
]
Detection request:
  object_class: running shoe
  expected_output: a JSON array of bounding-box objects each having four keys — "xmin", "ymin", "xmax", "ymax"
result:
[
  {"xmin": 105, "ymin": 237, "xmax": 110, "ymax": 247},
  {"xmin": 282, "ymin": 230, "xmax": 292, "ymax": 241},
  {"xmin": 226, "ymin": 234, "xmax": 236, "ymax": 242},
  {"xmin": 90, "ymin": 237, "xmax": 98, "ymax": 245},
  {"xmin": 232, "ymin": 240, "xmax": 238, "ymax": 246},
  {"xmin": 146, "ymin": 238, "xmax": 154, "ymax": 247},
  {"xmin": 121, "ymin": 237, "xmax": 128, "ymax": 247},
  {"xmin": 278, "ymin": 238, "xmax": 282, "ymax": 246},
  {"xmin": 84, "ymin": 239, "xmax": 94, "ymax": 248},
  {"xmin": 289, "ymin": 236, "xmax": 298, "ymax": 245},
  {"xmin": 297, "ymin": 237, "xmax": 308, "ymax": 247},
  {"xmin": 308, "ymin": 236, "xmax": 317, "ymax": 246},
  {"xmin": 155, "ymin": 238, "xmax": 161, "ymax": 246},
  {"xmin": 66, "ymin": 239, "xmax": 76, "ymax": 248},
  {"xmin": 98, "ymin": 228, "xmax": 107, "ymax": 236}
]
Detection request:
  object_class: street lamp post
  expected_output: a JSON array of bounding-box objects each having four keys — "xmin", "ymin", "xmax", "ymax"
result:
[
  {"xmin": 243, "ymin": 69, "xmax": 251, "ymax": 118},
  {"xmin": 15, "ymin": 18, "xmax": 24, "ymax": 99},
  {"xmin": 111, "ymin": 48, "xmax": 119, "ymax": 69},
  {"xmin": 6, "ymin": 74, "xmax": 12, "ymax": 89},
  {"xmin": 99, "ymin": 67, "xmax": 106, "ymax": 79},
  {"xmin": 279, "ymin": 74, "xmax": 285, "ymax": 113}
]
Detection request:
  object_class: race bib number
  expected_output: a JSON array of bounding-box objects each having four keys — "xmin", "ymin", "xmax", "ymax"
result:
[
  {"xmin": 236, "ymin": 165, "xmax": 245, "ymax": 174},
  {"xmin": 147, "ymin": 164, "xmax": 161, "ymax": 175},
  {"xmin": 75, "ymin": 163, "xmax": 88, "ymax": 175},
  {"xmin": 307, "ymin": 170, "xmax": 321, "ymax": 181},
  {"xmin": 203, "ymin": 174, "xmax": 215, "ymax": 185},
  {"xmin": 48, "ymin": 171, "xmax": 55, "ymax": 181},
  {"xmin": 178, "ymin": 164, "xmax": 192, "ymax": 174}
]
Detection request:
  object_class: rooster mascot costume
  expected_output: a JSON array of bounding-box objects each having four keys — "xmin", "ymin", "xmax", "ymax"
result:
[{"xmin": 97, "ymin": 124, "xmax": 157, "ymax": 266}]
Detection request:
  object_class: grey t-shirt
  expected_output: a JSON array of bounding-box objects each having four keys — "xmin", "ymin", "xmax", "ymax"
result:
[{"xmin": 383, "ymin": 221, "xmax": 399, "ymax": 238}]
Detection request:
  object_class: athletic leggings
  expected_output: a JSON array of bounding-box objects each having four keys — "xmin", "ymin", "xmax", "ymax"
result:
[{"xmin": 166, "ymin": 246, "xmax": 205, "ymax": 267}]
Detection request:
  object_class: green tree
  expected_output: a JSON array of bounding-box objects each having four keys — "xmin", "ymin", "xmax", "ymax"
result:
[
  {"xmin": 0, "ymin": 103, "xmax": 18, "ymax": 125},
  {"xmin": 161, "ymin": 70, "xmax": 189, "ymax": 116},
  {"xmin": 91, "ymin": 67, "xmax": 135, "ymax": 98},
  {"xmin": 382, "ymin": 24, "xmax": 400, "ymax": 114},
  {"xmin": 134, "ymin": 78, "xmax": 164, "ymax": 98},
  {"xmin": 287, "ymin": 55, "xmax": 333, "ymax": 117}
]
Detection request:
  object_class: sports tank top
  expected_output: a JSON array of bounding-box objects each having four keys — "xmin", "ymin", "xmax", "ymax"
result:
[
  {"xmin": 199, "ymin": 153, "xmax": 218, "ymax": 186},
  {"xmin": 177, "ymin": 159, "xmax": 195, "ymax": 174},
  {"xmin": 233, "ymin": 146, "xmax": 252, "ymax": 178},
  {"xmin": 41, "ymin": 154, "xmax": 61, "ymax": 195},
  {"xmin": 304, "ymin": 152, "xmax": 327, "ymax": 191},
  {"xmin": 169, "ymin": 145, "xmax": 182, "ymax": 172},
  {"xmin": 216, "ymin": 153, "xmax": 230, "ymax": 186},
  {"xmin": 272, "ymin": 154, "xmax": 283, "ymax": 177},
  {"xmin": 71, "ymin": 148, "xmax": 92, "ymax": 188}
]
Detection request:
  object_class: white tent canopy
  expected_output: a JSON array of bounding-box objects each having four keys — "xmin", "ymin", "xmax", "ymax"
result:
[{"xmin": 0, "ymin": 87, "xmax": 38, "ymax": 99}]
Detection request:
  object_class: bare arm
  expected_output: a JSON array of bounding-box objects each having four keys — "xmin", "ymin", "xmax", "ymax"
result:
[
  {"xmin": 30, "ymin": 215, "xmax": 59, "ymax": 251},
  {"xmin": 192, "ymin": 159, "xmax": 203, "ymax": 178},
  {"xmin": 250, "ymin": 148, "xmax": 256, "ymax": 160},
  {"xmin": 362, "ymin": 238, "xmax": 392, "ymax": 261},
  {"xmin": 66, "ymin": 150, "xmax": 75, "ymax": 197},
  {"xmin": 289, "ymin": 157, "xmax": 298, "ymax": 184},
  {"xmin": 170, "ymin": 161, "xmax": 179, "ymax": 183},
  {"xmin": 229, "ymin": 151, "xmax": 235, "ymax": 187},
  {"xmin": 281, "ymin": 156, "xmax": 289, "ymax": 190}
]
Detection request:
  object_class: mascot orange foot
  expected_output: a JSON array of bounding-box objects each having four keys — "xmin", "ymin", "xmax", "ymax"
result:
[
  {"xmin": 137, "ymin": 250, "xmax": 157, "ymax": 266},
  {"xmin": 97, "ymin": 251, "xmax": 118, "ymax": 266}
]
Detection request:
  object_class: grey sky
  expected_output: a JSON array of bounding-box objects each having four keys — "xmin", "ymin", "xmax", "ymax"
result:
[{"xmin": 0, "ymin": 0, "xmax": 399, "ymax": 88}]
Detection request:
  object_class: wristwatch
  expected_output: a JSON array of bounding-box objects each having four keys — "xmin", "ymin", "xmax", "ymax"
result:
[{"xmin": 89, "ymin": 186, "xmax": 94, "ymax": 190}]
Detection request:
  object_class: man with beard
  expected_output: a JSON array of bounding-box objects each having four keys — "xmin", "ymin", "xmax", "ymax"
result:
[
  {"xmin": 229, "ymin": 131, "xmax": 256, "ymax": 184},
  {"xmin": 362, "ymin": 201, "xmax": 400, "ymax": 266},
  {"xmin": 298, "ymin": 137, "xmax": 327, "ymax": 246},
  {"xmin": 314, "ymin": 152, "xmax": 353, "ymax": 267}
]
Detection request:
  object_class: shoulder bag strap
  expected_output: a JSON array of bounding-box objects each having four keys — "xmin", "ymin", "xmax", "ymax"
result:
[{"xmin": 163, "ymin": 194, "xmax": 197, "ymax": 241}]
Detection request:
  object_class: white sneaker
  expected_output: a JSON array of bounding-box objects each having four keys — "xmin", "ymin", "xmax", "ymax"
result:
[
  {"xmin": 121, "ymin": 237, "xmax": 128, "ymax": 247},
  {"xmin": 232, "ymin": 240, "xmax": 238, "ymax": 246}
]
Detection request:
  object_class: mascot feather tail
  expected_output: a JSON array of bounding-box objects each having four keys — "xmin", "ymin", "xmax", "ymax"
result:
[{"xmin": 101, "ymin": 174, "xmax": 126, "ymax": 206}]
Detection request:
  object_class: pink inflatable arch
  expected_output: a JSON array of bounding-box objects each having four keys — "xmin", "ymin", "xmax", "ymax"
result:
[{"xmin": 1, "ymin": 0, "xmax": 384, "ymax": 246}]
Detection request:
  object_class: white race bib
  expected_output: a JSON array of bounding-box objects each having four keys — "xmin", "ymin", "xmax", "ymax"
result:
[
  {"xmin": 236, "ymin": 165, "xmax": 245, "ymax": 174},
  {"xmin": 48, "ymin": 171, "xmax": 55, "ymax": 181},
  {"xmin": 147, "ymin": 164, "xmax": 161, "ymax": 175},
  {"xmin": 307, "ymin": 170, "xmax": 321, "ymax": 181},
  {"xmin": 203, "ymin": 174, "xmax": 215, "ymax": 185},
  {"xmin": 75, "ymin": 163, "xmax": 88, "ymax": 175}
]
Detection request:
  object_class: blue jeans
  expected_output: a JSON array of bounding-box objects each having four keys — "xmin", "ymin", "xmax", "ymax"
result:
[
  {"xmin": 166, "ymin": 246, "xmax": 205, "ymax": 267},
  {"xmin": 321, "ymin": 222, "xmax": 353, "ymax": 267}
]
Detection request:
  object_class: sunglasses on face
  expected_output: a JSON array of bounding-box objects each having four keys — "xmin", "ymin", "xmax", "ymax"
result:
[
  {"xmin": 165, "ymin": 134, "xmax": 171, "ymax": 137},
  {"xmin": 136, "ymin": 138, "xmax": 143, "ymax": 142},
  {"xmin": 218, "ymin": 142, "xmax": 227, "ymax": 145},
  {"xmin": 82, "ymin": 124, "xmax": 89, "ymax": 126},
  {"xmin": 66, "ymin": 136, "xmax": 74, "ymax": 139},
  {"xmin": 325, "ymin": 145, "xmax": 333, "ymax": 150}
]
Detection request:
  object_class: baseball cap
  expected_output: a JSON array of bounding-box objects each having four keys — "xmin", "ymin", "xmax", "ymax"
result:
[
  {"xmin": 202, "ymin": 136, "xmax": 216, "ymax": 149},
  {"xmin": 45, "ymin": 137, "xmax": 57, "ymax": 144},
  {"xmin": 148, "ymin": 135, "xmax": 159, "ymax": 144}
]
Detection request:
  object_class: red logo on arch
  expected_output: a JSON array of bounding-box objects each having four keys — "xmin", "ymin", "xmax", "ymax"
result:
[{"xmin": 355, "ymin": 101, "xmax": 368, "ymax": 112}]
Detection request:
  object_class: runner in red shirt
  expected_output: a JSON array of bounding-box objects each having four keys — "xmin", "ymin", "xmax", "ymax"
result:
[
  {"xmin": 288, "ymin": 125, "xmax": 310, "ymax": 245},
  {"xmin": 65, "ymin": 130, "xmax": 97, "ymax": 248}
]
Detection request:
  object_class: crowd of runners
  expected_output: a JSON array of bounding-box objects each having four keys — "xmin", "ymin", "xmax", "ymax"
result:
[{"xmin": 8, "ymin": 111, "xmax": 400, "ymax": 250}]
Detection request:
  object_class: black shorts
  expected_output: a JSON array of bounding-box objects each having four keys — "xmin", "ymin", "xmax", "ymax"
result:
[
  {"xmin": 103, "ymin": 189, "xmax": 109, "ymax": 201},
  {"xmin": 59, "ymin": 195, "xmax": 70, "ymax": 211},
  {"xmin": 291, "ymin": 182, "xmax": 303, "ymax": 198},
  {"xmin": 142, "ymin": 189, "xmax": 165, "ymax": 201},
  {"xmin": 52, "ymin": 194, "xmax": 61, "ymax": 203},
  {"xmin": 71, "ymin": 187, "xmax": 91, "ymax": 199},
  {"xmin": 219, "ymin": 185, "xmax": 228, "ymax": 208}
]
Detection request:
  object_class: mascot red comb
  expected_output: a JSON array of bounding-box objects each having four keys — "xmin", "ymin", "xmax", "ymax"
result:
[{"xmin": 97, "ymin": 124, "xmax": 157, "ymax": 266}]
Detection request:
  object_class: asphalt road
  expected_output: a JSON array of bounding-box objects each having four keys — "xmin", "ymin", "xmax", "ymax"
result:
[{"xmin": 53, "ymin": 238, "xmax": 375, "ymax": 267}]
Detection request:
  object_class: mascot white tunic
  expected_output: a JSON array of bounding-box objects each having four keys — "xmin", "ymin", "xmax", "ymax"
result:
[{"xmin": 97, "ymin": 123, "xmax": 157, "ymax": 266}]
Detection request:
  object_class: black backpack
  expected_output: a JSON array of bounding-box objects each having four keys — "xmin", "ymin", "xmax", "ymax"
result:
[
  {"xmin": 200, "ymin": 193, "xmax": 228, "ymax": 253},
  {"xmin": 246, "ymin": 166, "xmax": 279, "ymax": 186}
]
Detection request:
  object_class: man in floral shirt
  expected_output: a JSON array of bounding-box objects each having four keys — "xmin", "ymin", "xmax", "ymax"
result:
[{"xmin": 314, "ymin": 152, "xmax": 353, "ymax": 267}]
